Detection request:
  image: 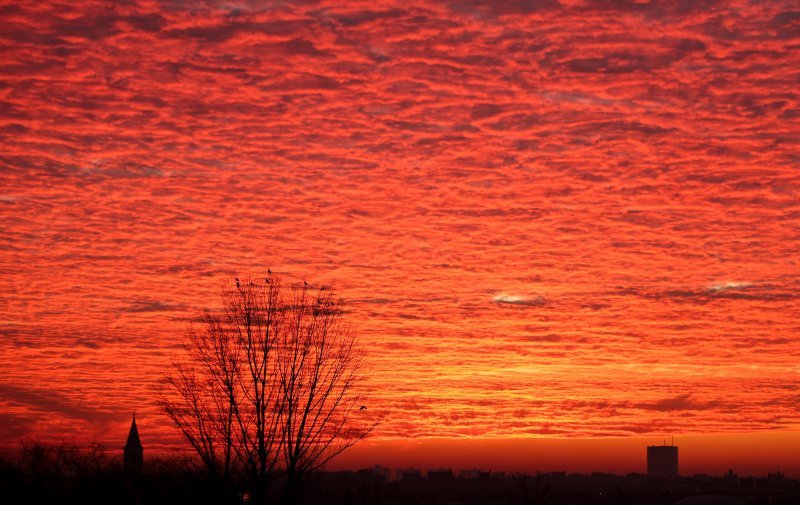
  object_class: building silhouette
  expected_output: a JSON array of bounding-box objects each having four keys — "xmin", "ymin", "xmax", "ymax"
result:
[
  {"xmin": 358, "ymin": 465, "xmax": 391, "ymax": 483},
  {"xmin": 647, "ymin": 444, "xmax": 678, "ymax": 477},
  {"xmin": 459, "ymin": 468, "xmax": 491, "ymax": 481},
  {"xmin": 427, "ymin": 468, "xmax": 455, "ymax": 483},
  {"xmin": 396, "ymin": 467, "xmax": 422, "ymax": 482},
  {"xmin": 123, "ymin": 414, "xmax": 143, "ymax": 477}
]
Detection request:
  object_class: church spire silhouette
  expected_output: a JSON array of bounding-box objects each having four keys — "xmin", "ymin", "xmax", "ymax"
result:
[{"xmin": 123, "ymin": 413, "xmax": 143, "ymax": 477}]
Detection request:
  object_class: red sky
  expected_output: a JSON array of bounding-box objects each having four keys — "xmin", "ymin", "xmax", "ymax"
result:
[{"xmin": 1, "ymin": 0, "xmax": 799, "ymax": 476}]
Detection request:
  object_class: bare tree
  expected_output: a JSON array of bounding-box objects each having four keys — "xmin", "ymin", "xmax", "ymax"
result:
[
  {"xmin": 279, "ymin": 284, "xmax": 374, "ymax": 504},
  {"xmin": 160, "ymin": 308, "xmax": 250, "ymax": 485},
  {"xmin": 160, "ymin": 273, "xmax": 377, "ymax": 504}
]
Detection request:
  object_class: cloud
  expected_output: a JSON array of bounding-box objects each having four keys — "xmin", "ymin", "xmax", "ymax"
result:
[
  {"xmin": 523, "ymin": 333, "xmax": 562, "ymax": 342},
  {"xmin": 0, "ymin": 0, "xmax": 798, "ymax": 447},
  {"xmin": 620, "ymin": 281, "xmax": 797, "ymax": 304},
  {"xmin": 162, "ymin": 19, "xmax": 305, "ymax": 43},
  {"xmin": 493, "ymin": 293, "xmax": 547, "ymax": 306},
  {"xmin": 637, "ymin": 394, "xmax": 705, "ymax": 412},
  {"xmin": 0, "ymin": 384, "xmax": 117, "ymax": 424},
  {"xmin": 123, "ymin": 299, "xmax": 186, "ymax": 313},
  {"xmin": 447, "ymin": 0, "xmax": 561, "ymax": 17},
  {"xmin": 707, "ymin": 281, "xmax": 752, "ymax": 292}
]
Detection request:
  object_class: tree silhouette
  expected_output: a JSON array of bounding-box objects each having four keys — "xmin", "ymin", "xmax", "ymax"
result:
[{"xmin": 159, "ymin": 273, "xmax": 377, "ymax": 504}]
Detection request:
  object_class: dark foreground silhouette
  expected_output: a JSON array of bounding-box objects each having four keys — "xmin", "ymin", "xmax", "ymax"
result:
[{"xmin": 2, "ymin": 442, "xmax": 799, "ymax": 505}]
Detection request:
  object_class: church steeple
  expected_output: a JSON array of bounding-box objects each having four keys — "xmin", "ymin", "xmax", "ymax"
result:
[
  {"xmin": 123, "ymin": 413, "xmax": 143, "ymax": 477},
  {"xmin": 125, "ymin": 413, "xmax": 142, "ymax": 450}
]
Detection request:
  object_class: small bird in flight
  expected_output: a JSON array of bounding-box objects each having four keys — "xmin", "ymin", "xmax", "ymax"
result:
[{"xmin": 359, "ymin": 406, "xmax": 367, "ymax": 410}]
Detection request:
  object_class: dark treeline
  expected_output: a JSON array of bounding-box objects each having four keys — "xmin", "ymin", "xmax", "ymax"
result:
[
  {"xmin": 268, "ymin": 469, "xmax": 800, "ymax": 505},
  {"xmin": 0, "ymin": 441, "xmax": 225, "ymax": 505},
  {"xmin": 2, "ymin": 441, "xmax": 800, "ymax": 505}
]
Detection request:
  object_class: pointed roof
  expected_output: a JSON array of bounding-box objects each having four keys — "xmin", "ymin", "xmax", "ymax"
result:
[{"xmin": 124, "ymin": 414, "xmax": 142, "ymax": 449}]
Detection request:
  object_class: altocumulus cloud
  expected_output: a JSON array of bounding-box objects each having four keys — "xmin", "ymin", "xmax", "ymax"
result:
[
  {"xmin": 707, "ymin": 281, "xmax": 752, "ymax": 292},
  {"xmin": 493, "ymin": 293, "xmax": 547, "ymax": 307},
  {"xmin": 0, "ymin": 0, "xmax": 799, "ymax": 444}
]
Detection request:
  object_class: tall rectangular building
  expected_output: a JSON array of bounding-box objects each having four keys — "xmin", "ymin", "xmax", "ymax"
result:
[{"xmin": 647, "ymin": 445, "xmax": 678, "ymax": 476}]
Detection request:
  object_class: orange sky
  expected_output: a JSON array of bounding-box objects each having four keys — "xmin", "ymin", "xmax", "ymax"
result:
[{"xmin": 1, "ymin": 0, "xmax": 799, "ymax": 476}]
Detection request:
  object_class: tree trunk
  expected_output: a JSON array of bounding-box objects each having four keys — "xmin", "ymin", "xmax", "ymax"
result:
[{"xmin": 282, "ymin": 470, "xmax": 298, "ymax": 505}]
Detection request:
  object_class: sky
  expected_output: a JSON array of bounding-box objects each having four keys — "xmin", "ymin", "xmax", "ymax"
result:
[{"xmin": 1, "ymin": 0, "xmax": 799, "ymax": 476}]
